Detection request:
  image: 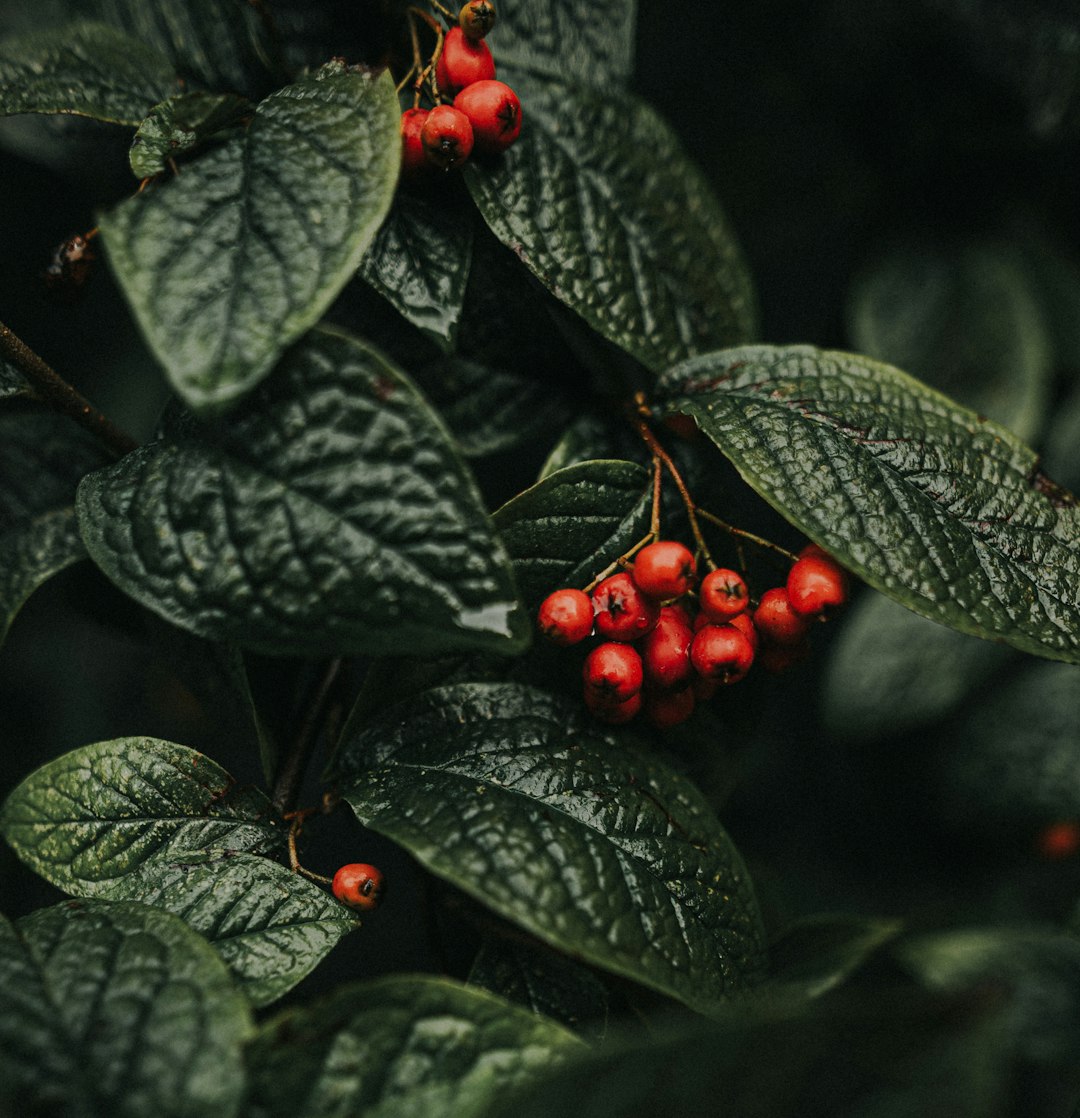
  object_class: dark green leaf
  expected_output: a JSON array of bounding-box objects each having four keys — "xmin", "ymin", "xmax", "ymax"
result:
[
  {"xmin": 113, "ymin": 852, "xmax": 357, "ymax": 1007},
  {"xmin": 655, "ymin": 344, "xmax": 1080, "ymax": 663},
  {"xmin": 245, "ymin": 974, "xmax": 583, "ymax": 1118},
  {"xmin": 0, "ymin": 737, "xmax": 283, "ymax": 894},
  {"xmin": 357, "ymin": 190, "xmax": 473, "ymax": 351},
  {"xmin": 129, "ymin": 91, "xmax": 249, "ymax": 178},
  {"xmin": 0, "ymin": 901, "xmax": 252, "ymax": 1118},
  {"xmin": 77, "ymin": 329, "xmax": 529, "ymax": 658},
  {"xmin": 492, "ymin": 459, "xmax": 651, "ymax": 608},
  {"xmin": 335, "ymin": 682, "xmax": 767, "ymax": 1015},
  {"xmin": 100, "ymin": 64, "xmax": 400, "ymax": 413},
  {"xmin": 0, "ymin": 20, "xmax": 176, "ymax": 124},
  {"xmin": 466, "ymin": 76, "xmax": 757, "ymax": 376}
]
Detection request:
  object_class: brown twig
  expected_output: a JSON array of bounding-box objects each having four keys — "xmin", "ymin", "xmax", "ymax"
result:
[
  {"xmin": 285, "ymin": 811, "xmax": 333, "ymax": 885},
  {"xmin": 696, "ymin": 508, "xmax": 800, "ymax": 564}
]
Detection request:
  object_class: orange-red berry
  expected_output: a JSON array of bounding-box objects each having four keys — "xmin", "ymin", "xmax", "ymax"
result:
[
  {"xmin": 753, "ymin": 587, "xmax": 810, "ymax": 646},
  {"xmin": 592, "ymin": 572, "xmax": 660, "ymax": 642},
  {"xmin": 642, "ymin": 605, "xmax": 694, "ymax": 690},
  {"xmin": 632, "ymin": 540, "xmax": 697, "ymax": 600},
  {"xmin": 585, "ymin": 688, "xmax": 642, "ymax": 724},
  {"xmin": 538, "ymin": 587, "xmax": 593, "ymax": 645},
  {"xmin": 400, "ymin": 108, "xmax": 430, "ymax": 175},
  {"xmin": 421, "ymin": 105, "xmax": 474, "ymax": 170},
  {"xmin": 690, "ymin": 624, "xmax": 755, "ymax": 684},
  {"xmin": 454, "ymin": 80, "xmax": 521, "ymax": 153},
  {"xmin": 332, "ymin": 863, "xmax": 385, "ymax": 911},
  {"xmin": 699, "ymin": 568, "xmax": 749, "ymax": 621},
  {"xmin": 583, "ymin": 642, "xmax": 643, "ymax": 704},
  {"xmin": 458, "ymin": 0, "xmax": 496, "ymax": 40},
  {"xmin": 787, "ymin": 555, "xmax": 849, "ymax": 619},
  {"xmin": 436, "ymin": 26, "xmax": 495, "ymax": 96}
]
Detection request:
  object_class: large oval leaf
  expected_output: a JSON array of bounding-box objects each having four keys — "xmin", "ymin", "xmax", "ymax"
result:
[
  {"xmin": 245, "ymin": 974, "xmax": 583, "ymax": 1118},
  {"xmin": 334, "ymin": 682, "xmax": 767, "ymax": 1014},
  {"xmin": 654, "ymin": 344, "xmax": 1080, "ymax": 662},
  {"xmin": 76, "ymin": 329, "xmax": 529, "ymax": 657},
  {"xmin": 100, "ymin": 63, "xmax": 400, "ymax": 412},
  {"xmin": 0, "ymin": 737, "xmax": 283, "ymax": 894},
  {"xmin": 0, "ymin": 901, "xmax": 252, "ymax": 1118}
]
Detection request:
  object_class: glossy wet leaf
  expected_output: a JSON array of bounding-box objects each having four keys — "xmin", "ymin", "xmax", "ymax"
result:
[
  {"xmin": 335, "ymin": 683, "xmax": 767, "ymax": 1015},
  {"xmin": 101, "ymin": 63, "xmax": 400, "ymax": 412},
  {"xmin": 77, "ymin": 329, "xmax": 529, "ymax": 657},
  {"xmin": 655, "ymin": 344, "xmax": 1080, "ymax": 663},
  {"xmin": 0, "ymin": 737, "xmax": 283, "ymax": 894},
  {"xmin": 0, "ymin": 901, "xmax": 252, "ymax": 1118},
  {"xmin": 128, "ymin": 91, "xmax": 249, "ymax": 178},
  {"xmin": 245, "ymin": 974, "xmax": 583, "ymax": 1118}
]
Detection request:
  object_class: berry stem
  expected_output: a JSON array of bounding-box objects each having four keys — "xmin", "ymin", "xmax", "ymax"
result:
[
  {"xmin": 285, "ymin": 812, "xmax": 334, "ymax": 886},
  {"xmin": 582, "ymin": 532, "xmax": 655, "ymax": 593},
  {"xmin": 649, "ymin": 454, "xmax": 662, "ymax": 537},
  {"xmin": 696, "ymin": 508, "xmax": 800, "ymax": 564},
  {"xmin": 428, "ymin": 0, "xmax": 456, "ymax": 21},
  {"xmin": 406, "ymin": 6, "xmax": 446, "ymax": 101}
]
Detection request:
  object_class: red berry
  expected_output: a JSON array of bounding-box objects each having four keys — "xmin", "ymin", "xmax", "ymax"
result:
[
  {"xmin": 699, "ymin": 568, "xmax": 749, "ymax": 621},
  {"xmin": 585, "ymin": 688, "xmax": 642, "ymax": 724},
  {"xmin": 332, "ymin": 863, "xmax": 385, "ymax": 911},
  {"xmin": 458, "ymin": 0, "xmax": 496, "ymax": 40},
  {"xmin": 632, "ymin": 540, "xmax": 697, "ymax": 600},
  {"xmin": 436, "ymin": 26, "xmax": 495, "ymax": 96},
  {"xmin": 758, "ymin": 640, "xmax": 810, "ymax": 674},
  {"xmin": 786, "ymin": 556, "xmax": 849, "ymax": 619},
  {"xmin": 592, "ymin": 572, "xmax": 659, "ymax": 641},
  {"xmin": 1036, "ymin": 821, "xmax": 1080, "ymax": 860},
  {"xmin": 799, "ymin": 542, "xmax": 831, "ymax": 562},
  {"xmin": 421, "ymin": 105, "xmax": 474, "ymax": 170},
  {"xmin": 537, "ymin": 588, "xmax": 593, "ymax": 645},
  {"xmin": 644, "ymin": 686, "xmax": 695, "ymax": 729},
  {"xmin": 400, "ymin": 108, "xmax": 430, "ymax": 175},
  {"xmin": 454, "ymin": 80, "xmax": 522, "ymax": 153},
  {"xmin": 583, "ymin": 642, "xmax": 643, "ymax": 704},
  {"xmin": 753, "ymin": 587, "xmax": 810, "ymax": 646},
  {"xmin": 642, "ymin": 605, "xmax": 694, "ymax": 690},
  {"xmin": 690, "ymin": 624, "xmax": 755, "ymax": 684},
  {"xmin": 728, "ymin": 611, "xmax": 759, "ymax": 653}
]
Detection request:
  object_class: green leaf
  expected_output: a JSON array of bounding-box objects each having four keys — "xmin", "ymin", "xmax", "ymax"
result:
[
  {"xmin": 77, "ymin": 328, "xmax": 529, "ymax": 658},
  {"xmin": 357, "ymin": 190, "xmax": 474, "ymax": 351},
  {"xmin": 335, "ymin": 682, "xmax": 767, "ymax": 1015},
  {"xmin": 492, "ymin": 459, "xmax": 651, "ymax": 608},
  {"xmin": 100, "ymin": 63, "xmax": 400, "ymax": 413},
  {"xmin": 129, "ymin": 91, "xmax": 249, "ymax": 178},
  {"xmin": 0, "ymin": 901, "xmax": 252, "ymax": 1118},
  {"xmin": 0, "ymin": 355, "xmax": 29, "ymax": 398},
  {"xmin": 0, "ymin": 737, "xmax": 283, "ymax": 894},
  {"xmin": 0, "ymin": 21, "xmax": 176, "ymax": 124},
  {"xmin": 654, "ymin": 344, "xmax": 1080, "ymax": 663},
  {"xmin": 465, "ymin": 76, "xmax": 757, "ymax": 377},
  {"xmin": 245, "ymin": 974, "xmax": 583, "ymax": 1118},
  {"xmin": 113, "ymin": 852, "xmax": 357, "ymax": 1007}
]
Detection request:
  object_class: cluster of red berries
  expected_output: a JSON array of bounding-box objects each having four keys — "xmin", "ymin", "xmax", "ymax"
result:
[
  {"xmin": 332, "ymin": 862, "xmax": 385, "ymax": 912},
  {"xmin": 401, "ymin": 1, "xmax": 522, "ymax": 175},
  {"xmin": 537, "ymin": 541, "xmax": 849, "ymax": 728}
]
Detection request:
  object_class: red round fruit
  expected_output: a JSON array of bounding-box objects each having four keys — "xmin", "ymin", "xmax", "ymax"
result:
[
  {"xmin": 436, "ymin": 26, "xmax": 495, "ymax": 97},
  {"xmin": 459, "ymin": 0, "xmax": 496, "ymax": 40},
  {"xmin": 583, "ymin": 642, "xmax": 643, "ymax": 703},
  {"xmin": 786, "ymin": 555, "xmax": 848, "ymax": 619},
  {"xmin": 632, "ymin": 540, "xmax": 697, "ymax": 600},
  {"xmin": 585, "ymin": 688, "xmax": 642, "ymax": 724},
  {"xmin": 753, "ymin": 587, "xmax": 810, "ymax": 646},
  {"xmin": 421, "ymin": 105, "xmax": 474, "ymax": 170},
  {"xmin": 642, "ymin": 605, "xmax": 694, "ymax": 690},
  {"xmin": 537, "ymin": 587, "xmax": 593, "ymax": 645},
  {"xmin": 454, "ymin": 80, "xmax": 521, "ymax": 153},
  {"xmin": 728, "ymin": 611, "xmax": 759, "ymax": 653},
  {"xmin": 699, "ymin": 568, "xmax": 749, "ymax": 621},
  {"xmin": 591, "ymin": 571, "xmax": 660, "ymax": 641},
  {"xmin": 400, "ymin": 108, "xmax": 430, "ymax": 175},
  {"xmin": 690, "ymin": 624, "xmax": 755, "ymax": 684},
  {"xmin": 332, "ymin": 863, "xmax": 385, "ymax": 911},
  {"xmin": 644, "ymin": 686, "xmax": 695, "ymax": 729},
  {"xmin": 799, "ymin": 542, "xmax": 831, "ymax": 562}
]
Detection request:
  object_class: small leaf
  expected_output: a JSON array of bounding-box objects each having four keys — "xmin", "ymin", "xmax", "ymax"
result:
[
  {"xmin": 129, "ymin": 91, "xmax": 249, "ymax": 178},
  {"xmin": 114, "ymin": 852, "xmax": 357, "ymax": 1007},
  {"xmin": 0, "ymin": 737, "xmax": 283, "ymax": 894},
  {"xmin": 77, "ymin": 328, "xmax": 529, "ymax": 658},
  {"xmin": 245, "ymin": 974, "xmax": 584, "ymax": 1118},
  {"xmin": 655, "ymin": 344, "xmax": 1080, "ymax": 663},
  {"xmin": 335, "ymin": 683, "xmax": 767, "ymax": 1015},
  {"xmin": 0, "ymin": 20, "xmax": 176, "ymax": 124},
  {"xmin": 0, "ymin": 901, "xmax": 252, "ymax": 1118},
  {"xmin": 466, "ymin": 76, "xmax": 757, "ymax": 377},
  {"xmin": 100, "ymin": 63, "xmax": 400, "ymax": 412}
]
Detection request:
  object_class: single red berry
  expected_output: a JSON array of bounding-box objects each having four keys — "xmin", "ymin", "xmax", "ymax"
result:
[
  {"xmin": 799, "ymin": 542, "xmax": 831, "ymax": 562},
  {"xmin": 753, "ymin": 587, "xmax": 810, "ymax": 646},
  {"xmin": 454, "ymin": 80, "xmax": 522, "ymax": 153},
  {"xmin": 699, "ymin": 568, "xmax": 749, "ymax": 621},
  {"xmin": 537, "ymin": 587, "xmax": 593, "ymax": 645},
  {"xmin": 644, "ymin": 686, "xmax": 695, "ymax": 729},
  {"xmin": 728, "ymin": 611, "xmax": 759, "ymax": 653},
  {"xmin": 400, "ymin": 108, "xmax": 430, "ymax": 175},
  {"xmin": 786, "ymin": 555, "xmax": 849, "ymax": 619},
  {"xmin": 421, "ymin": 105, "xmax": 474, "ymax": 170},
  {"xmin": 642, "ymin": 605, "xmax": 694, "ymax": 690},
  {"xmin": 583, "ymin": 642, "xmax": 643, "ymax": 704},
  {"xmin": 592, "ymin": 572, "xmax": 660, "ymax": 641},
  {"xmin": 1036, "ymin": 821, "xmax": 1080, "ymax": 860},
  {"xmin": 332, "ymin": 863, "xmax": 385, "ymax": 912},
  {"xmin": 758, "ymin": 639, "xmax": 811, "ymax": 674},
  {"xmin": 436, "ymin": 26, "xmax": 496, "ymax": 97},
  {"xmin": 459, "ymin": 0, "xmax": 497, "ymax": 40},
  {"xmin": 632, "ymin": 540, "xmax": 697, "ymax": 600},
  {"xmin": 585, "ymin": 687, "xmax": 642, "ymax": 724},
  {"xmin": 690, "ymin": 624, "xmax": 755, "ymax": 684}
]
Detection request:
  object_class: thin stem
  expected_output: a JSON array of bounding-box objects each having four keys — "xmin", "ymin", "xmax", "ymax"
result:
[
  {"xmin": 696, "ymin": 508, "xmax": 799, "ymax": 564},
  {"xmin": 286, "ymin": 813, "xmax": 334, "ymax": 885},
  {"xmin": 0, "ymin": 321, "xmax": 138, "ymax": 458},
  {"xmin": 272, "ymin": 657, "xmax": 343, "ymax": 816},
  {"xmin": 582, "ymin": 531, "xmax": 654, "ymax": 593},
  {"xmin": 428, "ymin": 0, "xmax": 456, "ymax": 20},
  {"xmin": 649, "ymin": 454, "xmax": 662, "ymax": 537}
]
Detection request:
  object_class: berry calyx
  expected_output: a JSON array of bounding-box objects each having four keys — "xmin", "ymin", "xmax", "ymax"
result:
[
  {"xmin": 690, "ymin": 624, "xmax": 755, "ymax": 684},
  {"xmin": 537, "ymin": 587, "xmax": 593, "ymax": 645},
  {"xmin": 642, "ymin": 605, "xmax": 694, "ymax": 690},
  {"xmin": 435, "ymin": 26, "xmax": 496, "ymax": 97},
  {"xmin": 454, "ymin": 80, "xmax": 522, "ymax": 153},
  {"xmin": 592, "ymin": 572, "xmax": 660, "ymax": 641},
  {"xmin": 585, "ymin": 688, "xmax": 642, "ymax": 724},
  {"xmin": 786, "ymin": 555, "xmax": 849, "ymax": 619},
  {"xmin": 644, "ymin": 685, "xmax": 695, "ymax": 729},
  {"xmin": 458, "ymin": 0, "xmax": 496, "ymax": 40},
  {"xmin": 753, "ymin": 587, "xmax": 811, "ymax": 646},
  {"xmin": 332, "ymin": 863, "xmax": 385, "ymax": 911},
  {"xmin": 699, "ymin": 567, "xmax": 749, "ymax": 621},
  {"xmin": 421, "ymin": 105, "xmax": 474, "ymax": 170},
  {"xmin": 400, "ymin": 108, "xmax": 430, "ymax": 176},
  {"xmin": 583, "ymin": 642, "xmax": 644, "ymax": 704},
  {"xmin": 632, "ymin": 540, "xmax": 697, "ymax": 600}
]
